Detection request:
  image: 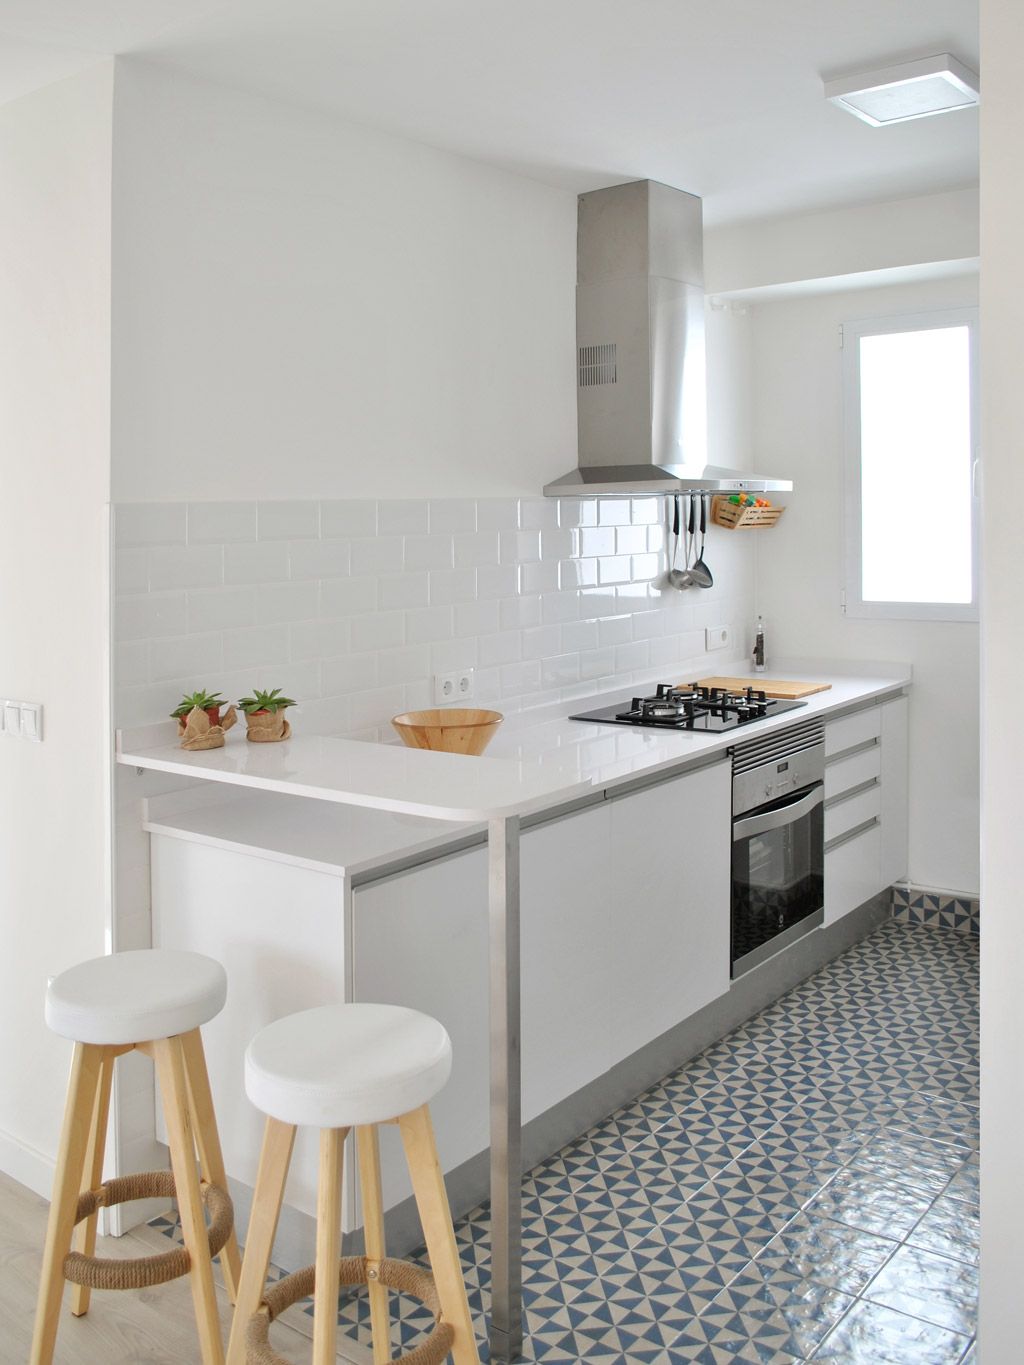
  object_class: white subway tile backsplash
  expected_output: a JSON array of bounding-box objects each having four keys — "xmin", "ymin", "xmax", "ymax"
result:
[
  {"xmin": 428, "ymin": 499, "xmax": 476, "ymax": 534},
  {"xmin": 116, "ymin": 548, "xmax": 149, "ymax": 595},
  {"xmin": 117, "ymin": 592, "xmax": 188, "ymax": 642},
  {"xmin": 188, "ymin": 502, "xmax": 257, "ymax": 544},
  {"xmin": 225, "ymin": 541, "xmax": 290, "ymax": 584},
  {"xmin": 288, "ymin": 539, "xmax": 351, "ymax": 580},
  {"xmin": 258, "ymin": 501, "xmax": 319, "ymax": 540},
  {"xmin": 519, "ymin": 560, "xmax": 559, "ymax": 595},
  {"xmin": 454, "ymin": 532, "xmax": 500, "ymax": 568},
  {"xmin": 351, "ymin": 537, "xmax": 404, "ymax": 576},
  {"xmin": 223, "ymin": 624, "xmax": 290, "ymax": 671},
  {"xmin": 500, "ymin": 529, "xmax": 540, "ymax": 564},
  {"xmin": 405, "ymin": 535, "xmax": 454, "ymax": 571},
  {"xmin": 518, "ymin": 499, "xmax": 559, "ymax": 531},
  {"xmin": 378, "ymin": 574, "xmax": 429, "ymax": 610},
  {"xmin": 113, "ymin": 496, "xmax": 756, "ymax": 737},
  {"xmin": 378, "ymin": 500, "xmax": 428, "ymax": 536},
  {"xmin": 254, "ymin": 581, "xmax": 319, "ymax": 624},
  {"xmin": 323, "ymin": 653, "xmax": 378, "ymax": 695},
  {"xmin": 406, "ymin": 606, "xmax": 454, "ymax": 645},
  {"xmin": 149, "ymin": 632, "xmax": 223, "ymax": 684},
  {"xmin": 351, "ymin": 611, "xmax": 405, "ymax": 653},
  {"xmin": 500, "ymin": 595, "xmax": 541, "ymax": 630},
  {"xmin": 454, "ymin": 600, "xmax": 500, "ymax": 638},
  {"xmin": 479, "ymin": 631, "xmax": 521, "ymax": 667},
  {"xmin": 117, "ymin": 503, "xmax": 187, "ymax": 547},
  {"xmin": 579, "ymin": 527, "xmax": 615, "ymax": 558},
  {"xmin": 149, "ymin": 545, "xmax": 223, "ymax": 592},
  {"xmin": 320, "ymin": 577, "xmax": 377, "ymax": 616},
  {"xmin": 477, "ymin": 564, "xmax": 519, "ymax": 600},
  {"xmin": 476, "ymin": 498, "xmax": 519, "ymax": 531},
  {"xmin": 598, "ymin": 499, "xmax": 631, "ymax": 526},
  {"xmin": 429, "ymin": 568, "xmax": 477, "ymax": 606},
  {"xmin": 189, "ymin": 587, "xmax": 257, "ymax": 633},
  {"xmin": 321, "ymin": 500, "xmax": 377, "ymax": 538}
]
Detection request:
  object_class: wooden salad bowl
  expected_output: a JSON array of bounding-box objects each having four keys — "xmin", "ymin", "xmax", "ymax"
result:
[{"xmin": 391, "ymin": 708, "xmax": 503, "ymax": 756}]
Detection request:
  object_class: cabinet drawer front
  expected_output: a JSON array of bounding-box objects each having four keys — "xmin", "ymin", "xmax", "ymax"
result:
[
  {"xmin": 825, "ymin": 785, "xmax": 881, "ymax": 844},
  {"xmin": 825, "ymin": 743, "xmax": 881, "ymax": 799},
  {"xmin": 825, "ymin": 823, "xmax": 882, "ymax": 925},
  {"xmin": 825, "ymin": 706, "xmax": 882, "ymax": 757}
]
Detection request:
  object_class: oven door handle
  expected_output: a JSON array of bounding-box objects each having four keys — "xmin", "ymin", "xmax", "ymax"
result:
[{"xmin": 733, "ymin": 784, "xmax": 823, "ymax": 841}]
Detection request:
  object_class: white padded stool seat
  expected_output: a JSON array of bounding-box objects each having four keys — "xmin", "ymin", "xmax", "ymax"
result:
[
  {"xmin": 245, "ymin": 1003, "xmax": 452, "ymax": 1129},
  {"xmin": 45, "ymin": 949, "xmax": 227, "ymax": 1045}
]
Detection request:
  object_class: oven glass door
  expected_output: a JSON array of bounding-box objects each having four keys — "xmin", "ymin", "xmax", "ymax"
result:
[{"xmin": 731, "ymin": 783, "xmax": 824, "ymax": 975}]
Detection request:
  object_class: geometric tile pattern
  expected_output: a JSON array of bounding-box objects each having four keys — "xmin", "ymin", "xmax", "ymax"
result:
[
  {"xmin": 151, "ymin": 921, "xmax": 979, "ymax": 1363},
  {"xmin": 892, "ymin": 885, "xmax": 980, "ymax": 936}
]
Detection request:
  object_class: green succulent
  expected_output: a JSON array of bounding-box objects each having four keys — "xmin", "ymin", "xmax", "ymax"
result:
[
  {"xmin": 171, "ymin": 689, "xmax": 226, "ymax": 719},
  {"xmin": 238, "ymin": 688, "xmax": 296, "ymax": 716}
]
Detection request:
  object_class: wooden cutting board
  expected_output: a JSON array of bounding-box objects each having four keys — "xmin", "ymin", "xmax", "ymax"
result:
[{"xmin": 691, "ymin": 676, "xmax": 832, "ymax": 700}]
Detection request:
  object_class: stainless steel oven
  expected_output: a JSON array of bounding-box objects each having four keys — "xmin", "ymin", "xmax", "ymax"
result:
[{"xmin": 731, "ymin": 721, "xmax": 825, "ymax": 978}]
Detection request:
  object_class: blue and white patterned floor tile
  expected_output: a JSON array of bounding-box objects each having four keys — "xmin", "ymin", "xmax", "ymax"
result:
[{"xmin": 152, "ymin": 921, "xmax": 978, "ymax": 1362}]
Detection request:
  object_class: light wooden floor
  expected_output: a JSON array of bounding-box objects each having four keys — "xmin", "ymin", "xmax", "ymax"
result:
[{"xmin": 0, "ymin": 1170, "xmax": 370, "ymax": 1364}]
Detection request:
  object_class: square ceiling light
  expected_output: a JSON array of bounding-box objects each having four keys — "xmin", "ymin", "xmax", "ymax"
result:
[{"xmin": 825, "ymin": 54, "xmax": 980, "ymax": 127}]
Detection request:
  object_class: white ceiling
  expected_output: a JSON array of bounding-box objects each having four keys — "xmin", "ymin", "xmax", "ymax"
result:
[{"xmin": 0, "ymin": 0, "xmax": 979, "ymax": 225}]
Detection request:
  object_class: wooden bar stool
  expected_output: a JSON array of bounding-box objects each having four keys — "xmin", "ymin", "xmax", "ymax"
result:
[
  {"xmin": 31, "ymin": 948, "xmax": 242, "ymax": 1365},
  {"xmin": 226, "ymin": 1002, "xmax": 480, "ymax": 1365}
]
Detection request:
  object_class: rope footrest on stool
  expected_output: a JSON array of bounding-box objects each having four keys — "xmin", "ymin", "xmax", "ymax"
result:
[
  {"xmin": 245, "ymin": 1255, "xmax": 457, "ymax": 1365},
  {"xmin": 62, "ymin": 1169, "xmax": 234, "ymax": 1291}
]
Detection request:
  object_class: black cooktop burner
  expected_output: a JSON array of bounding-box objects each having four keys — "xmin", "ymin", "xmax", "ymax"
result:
[{"xmin": 570, "ymin": 682, "xmax": 807, "ymax": 733}]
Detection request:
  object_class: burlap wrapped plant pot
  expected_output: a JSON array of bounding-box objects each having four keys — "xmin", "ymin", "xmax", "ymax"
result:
[
  {"xmin": 244, "ymin": 710, "xmax": 292, "ymax": 743},
  {"xmin": 178, "ymin": 705, "xmax": 237, "ymax": 751}
]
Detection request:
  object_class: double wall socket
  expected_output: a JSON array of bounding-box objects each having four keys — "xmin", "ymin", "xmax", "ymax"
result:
[
  {"xmin": 433, "ymin": 670, "xmax": 475, "ymax": 705},
  {"xmin": 3, "ymin": 700, "xmax": 43, "ymax": 741}
]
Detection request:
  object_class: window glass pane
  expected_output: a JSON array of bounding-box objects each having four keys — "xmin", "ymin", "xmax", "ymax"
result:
[{"xmin": 859, "ymin": 326, "xmax": 972, "ymax": 603}]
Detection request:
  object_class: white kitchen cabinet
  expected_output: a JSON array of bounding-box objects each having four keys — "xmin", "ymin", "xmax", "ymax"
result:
[
  {"xmin": 823, "ymin": 695, "xmax": 908, "ymax": 926},
  {"xmin": 352, "ymin": 758, "xmax": 732, "ymax": 1211},
  {"xmin": 605, "ymin": 760, "xmax": 731, "ymax": 1064},
  {"xmin": 880, "ymin": 695, "xmax": 910, "ymax": 886}
]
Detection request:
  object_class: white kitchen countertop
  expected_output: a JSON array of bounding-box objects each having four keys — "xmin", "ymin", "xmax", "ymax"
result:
[{"xmin": 125, "ymin": 661, "xmax": 910, "ymax": 877}]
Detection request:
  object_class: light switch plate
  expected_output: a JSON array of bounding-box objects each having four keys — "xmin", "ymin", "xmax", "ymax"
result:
[
  {"xmin": 3, "ymin": 701, "xmax": 20, "ymax": 736},
  {"xmin": 20, "ymin": 702, "xmax": 42, "ymax": 741}
]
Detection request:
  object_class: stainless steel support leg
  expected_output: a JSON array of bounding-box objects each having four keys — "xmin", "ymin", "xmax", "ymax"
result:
[{"xmin": 488, "ymin": 815, "xmax": 523, "ymax": 1363}]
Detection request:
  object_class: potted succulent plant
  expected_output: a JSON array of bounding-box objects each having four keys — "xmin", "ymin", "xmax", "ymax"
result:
[
  {"xmin": 171, "ymin": 689, "xmax": 227, "ymax": 733},
  {"xmin": 238, "ymin": 688, "xmax": 296, "ymax": 743}
]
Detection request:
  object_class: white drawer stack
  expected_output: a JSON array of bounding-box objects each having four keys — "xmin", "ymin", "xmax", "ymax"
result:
[{"xmin": 822, "ymin": 696, "xmax": 908, "ymax": 926}]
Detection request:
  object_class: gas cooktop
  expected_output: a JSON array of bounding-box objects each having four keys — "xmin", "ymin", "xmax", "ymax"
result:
[{"xmin": 570, "ymin": 683, "xmax": 807, "ymax": 734}]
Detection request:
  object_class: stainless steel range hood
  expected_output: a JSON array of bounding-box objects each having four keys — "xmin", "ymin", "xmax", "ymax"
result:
[{"xmin": 544, "ymin": 179, "xmax": 792, "ymax": 497}]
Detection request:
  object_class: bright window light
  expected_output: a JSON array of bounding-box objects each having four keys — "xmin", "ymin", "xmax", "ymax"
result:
[{"xmin": 843, "ymin": 309, "xmax": 977, "ymax": 622}]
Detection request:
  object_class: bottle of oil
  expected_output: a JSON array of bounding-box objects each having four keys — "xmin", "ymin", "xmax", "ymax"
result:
[{"xmin": 752, "ymin": 616, "xmax": 766, "ymax": 673}]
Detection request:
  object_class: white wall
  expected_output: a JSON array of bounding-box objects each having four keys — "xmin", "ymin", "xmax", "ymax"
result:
[
  {"xmin": 0, "ymin": 63, "xmax": 113, "ymax": 1191},
  {"xmin": 979, "ymin": 0, "xmax": 1024, "ymax": 1354},
  {"xmin": 751, "ymin": 274, "xmax": 980, "ymax": 896},
  {"xmin": 705, "ymin": 187, "xmax": 979, "ymax": 297},
  {"xmin": 110, "ymin": 60, "xmax": 578, "ymax": 502}
]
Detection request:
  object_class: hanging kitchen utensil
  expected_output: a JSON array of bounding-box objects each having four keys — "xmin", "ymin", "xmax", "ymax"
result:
[
  {"xmin": 690, "ymin": 493, "xmax": 714, "ymax": 588},
  {"xmin": 667, "ymin": 492, "xmax": 691, "ymax": 589}
]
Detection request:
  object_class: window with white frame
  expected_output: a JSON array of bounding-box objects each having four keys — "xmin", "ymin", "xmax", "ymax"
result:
[{"xmin": 842, "ymin": 307, "xmax": 978, "ymax": 621}]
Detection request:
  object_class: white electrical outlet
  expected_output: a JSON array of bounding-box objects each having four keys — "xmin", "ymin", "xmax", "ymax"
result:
[
  {"xmin": 705, "ymin": 625, "xmax": 729, "ymax": 652},
  {"xmin": 433, "ymin": 669, "xmax": 475, "ymax": 705}
]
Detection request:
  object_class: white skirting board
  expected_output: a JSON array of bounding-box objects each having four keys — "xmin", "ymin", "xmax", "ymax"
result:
[{"xmin": 0, "ymin": 1126, "xmax": 54, "ymax": 1201}]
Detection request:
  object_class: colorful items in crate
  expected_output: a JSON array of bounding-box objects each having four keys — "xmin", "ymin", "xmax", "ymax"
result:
[{"xmin": 728, "ymin": 493, "xmax": 772, "ymax": 508}]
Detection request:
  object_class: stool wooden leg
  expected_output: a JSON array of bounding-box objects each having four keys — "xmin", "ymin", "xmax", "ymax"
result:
[
  {"xmin": 399, "ymin": 1105, "xmax": 480, "ymax": 1365},
  {"xmin": 313, "ymin": 1126, "xmax": 348, "ymax": 1365},
  {"xmin": 69, "ymin": 1047, "xmax": 116, "ymax": 1317},
  {"xmin": 154, "ymin": 1035, "xmax": 225, "ymax": 1365},
  {"xmin": 225, "ymin": 1116, "xmax": 296, "ymax": 1365},
  {"xmin": 180, "ymin": 1027, "xmax": 243, "ymax": 1303},
  {"xmin": 30, "ymin": 1042, "xmax": 104, "ymax": 1365},
  {"xmin": 357, "ymin": 1126, "xmax": 391, "ymax": 1365}
]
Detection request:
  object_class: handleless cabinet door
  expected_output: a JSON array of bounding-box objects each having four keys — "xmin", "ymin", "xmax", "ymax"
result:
[{"xmin": 605, "ymin": 758, "xmax": 732, "ymax": 1066}]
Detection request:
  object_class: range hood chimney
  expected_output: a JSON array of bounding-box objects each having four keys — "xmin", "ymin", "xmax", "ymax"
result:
[{"xmin": 544, "ymin": 179, "xmax": 792, "ymax": 497}]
